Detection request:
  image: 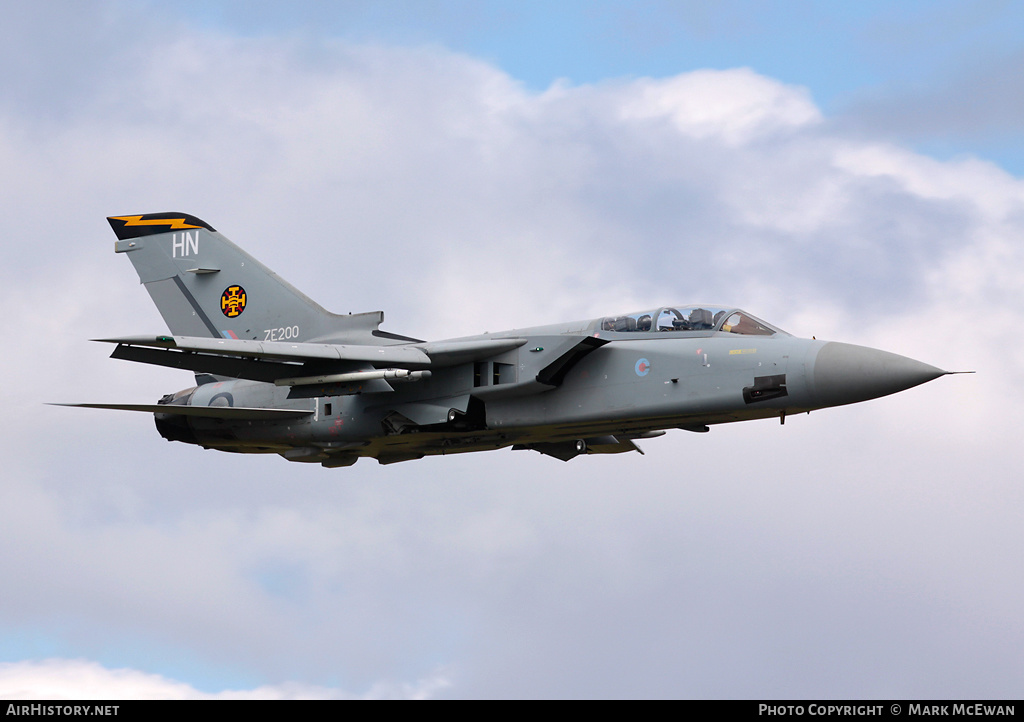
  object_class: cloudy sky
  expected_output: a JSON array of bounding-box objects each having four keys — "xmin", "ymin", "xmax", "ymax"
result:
[{"xmin": 2, "ymin": 0, "xmax": 1022, "ymax": 699}]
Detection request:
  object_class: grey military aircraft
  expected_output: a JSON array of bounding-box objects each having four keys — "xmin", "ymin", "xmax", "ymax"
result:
[{"xmin": 62, "ymin": 212, "xmax": 957, "ymax": 467}]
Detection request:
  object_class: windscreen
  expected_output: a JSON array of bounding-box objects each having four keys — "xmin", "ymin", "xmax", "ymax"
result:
[{"xmin": 599, "ymin": 307, "xmax": 784, "ymax": 335}]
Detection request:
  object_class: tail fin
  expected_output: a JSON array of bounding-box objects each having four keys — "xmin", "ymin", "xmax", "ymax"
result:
[{"xmin": 108, "ymin": 213, "xmax": 382, "ymax": 343}]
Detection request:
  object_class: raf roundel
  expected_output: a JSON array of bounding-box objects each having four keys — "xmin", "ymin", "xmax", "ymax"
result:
[
  {"xmin": 635, "ymin": 358, "xmax": 651, "ymax": 377},
  {"xmin": 220, "ymin": 285, "xmax": 247, "ymax": 318}
]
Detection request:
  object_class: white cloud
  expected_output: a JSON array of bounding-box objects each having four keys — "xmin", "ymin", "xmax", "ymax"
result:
[
  {"xmin": 0, "ymin": 659, "xmax": 449, "ymax": 700},
  {"xmin": 832, "ymin": 142, "xmax": 1024, "ymax": 219},
  {"xmin": 618, "ymin": 68, "xmax": 822, "ymax": 144}
]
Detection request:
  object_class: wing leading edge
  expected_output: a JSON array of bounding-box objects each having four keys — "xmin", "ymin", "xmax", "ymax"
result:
[{"xmin": 97, "ymin": 335, "xmax": 529, "ymax": 386}]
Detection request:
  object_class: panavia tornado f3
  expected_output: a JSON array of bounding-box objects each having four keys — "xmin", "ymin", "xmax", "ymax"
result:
[{"xmin": 62, "ymin": 212, "xmax": 960, "ymax": 467}]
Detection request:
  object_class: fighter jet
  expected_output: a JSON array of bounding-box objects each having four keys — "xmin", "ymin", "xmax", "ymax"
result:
[{"xmin": 61, "ymin": 212, "xmax": 958, "ymax": 467}]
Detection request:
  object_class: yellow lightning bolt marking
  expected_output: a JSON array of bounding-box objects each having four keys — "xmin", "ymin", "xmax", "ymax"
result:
[{"xmin": 110, "ymin": 215, "xmax": 202, "ymax": 230}]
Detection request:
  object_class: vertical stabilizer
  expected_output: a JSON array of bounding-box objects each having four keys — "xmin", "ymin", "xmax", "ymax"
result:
[{"xmin": 108, "ymin": 213, "xmax": 381, "ymax": 342}]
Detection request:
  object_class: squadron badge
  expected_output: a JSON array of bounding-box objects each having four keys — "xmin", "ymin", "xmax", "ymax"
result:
[{"xmin": 220, "ymin": 285, "xmax": 247, "ymax": 317}]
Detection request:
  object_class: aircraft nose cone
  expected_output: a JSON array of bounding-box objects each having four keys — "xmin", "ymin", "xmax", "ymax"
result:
[{"xmin": 812, "ymin": 342, "xmax": 946, "ymax": 408}]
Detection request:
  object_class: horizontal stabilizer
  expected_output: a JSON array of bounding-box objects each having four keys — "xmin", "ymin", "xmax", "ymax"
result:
[{"xmin": 51, "ymin": 403, "xmax": 312, "ymax": 419}]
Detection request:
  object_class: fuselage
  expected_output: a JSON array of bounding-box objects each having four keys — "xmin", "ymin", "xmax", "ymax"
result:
[{"xmin": 154, "ymin": 306, "xmax": 946, "ymax": 465}]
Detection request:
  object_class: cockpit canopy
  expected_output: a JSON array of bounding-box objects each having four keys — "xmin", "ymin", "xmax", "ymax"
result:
[{"xmin": 598, "ymin": 306, "xmax": 784, "ymax": 336}]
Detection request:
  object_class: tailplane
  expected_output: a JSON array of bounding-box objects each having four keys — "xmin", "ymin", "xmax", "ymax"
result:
[{"xmin": 108, "ymin": 213, "xmax": 382, "ymax": 343}]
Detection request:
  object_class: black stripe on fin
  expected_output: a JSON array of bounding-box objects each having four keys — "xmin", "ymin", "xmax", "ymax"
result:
[{"xmin": 107, "ymin": 212, "xmax": 216, "ymax": 240}]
